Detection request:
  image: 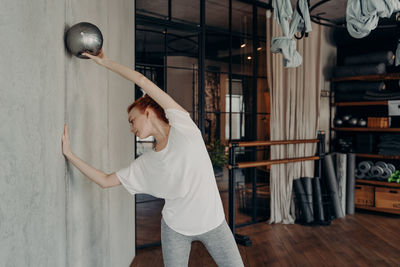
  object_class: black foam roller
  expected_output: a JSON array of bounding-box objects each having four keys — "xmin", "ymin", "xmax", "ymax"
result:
[
  {"xmin": 312, "ymin": 177, "xmax": 325, "ymax": 222},
  {"xmin": 344, "ymin": 51, "xmax": 395, "ymax": 66},
  {"xmin": 323, "ymin": 154, "xmax": 345, "ymax": 218},
  {"xmin": 335, "ymin": 82, "xmax": 385, "ymax": 93},
  {"xmin": 301, "ymin": 177, "xmax": 314, "ymax": 216},
  {"xmin": 293, "ymin": 179, "xmax": 314, "ymax": 223},
  {"xmin": 334, "ymin": 63, "xmax": 386, "ymax": 78},
  {"xmin": 346, "ymin": 153, "xmax": 356, "ymax": 215}
]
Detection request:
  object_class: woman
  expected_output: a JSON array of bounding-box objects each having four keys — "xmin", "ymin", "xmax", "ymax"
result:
[{"xmin": 61, "ymin": 50, "xmax": 244, "ymax": 267}]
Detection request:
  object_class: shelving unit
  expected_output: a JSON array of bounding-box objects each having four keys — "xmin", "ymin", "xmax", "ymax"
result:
[
  {"xmin": 333, "ymin": 127, "xmax": 400, "ymax": 132},
  {"xmin": 354, "ymin": 205, "xmax": 400, "ymax": 215},
  {"xmin": 331, "ymin": 73, "xmax": 400, "ymax": 215},
  {"xmin": 355, "ymin": 153, "xmax": 400, "ymax": 160},
  {"xmin": 332, "ymin": 73, "xmax": 400, "ymax": 82}
]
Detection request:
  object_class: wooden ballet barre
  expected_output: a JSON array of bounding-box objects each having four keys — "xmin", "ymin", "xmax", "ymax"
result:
[
  {"xmin": 228, "ymin": 155, "xmax": 320, "ymax": 169},
  {"xmin": 228, "ymin": 139, "xmax": 319, "ymax": 148},
  {"xmin": 227, "ymin": 133, "xmax": 326, "ymax": 247}
]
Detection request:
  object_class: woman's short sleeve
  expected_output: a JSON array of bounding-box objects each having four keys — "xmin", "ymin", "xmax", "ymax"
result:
[
  {"xmin": 116, "ymin": 156, "xmax": 147, "ymax": 195},
  {"xmin": 165, "ymin": 109, "xmax": 198, "ymax": 130}
]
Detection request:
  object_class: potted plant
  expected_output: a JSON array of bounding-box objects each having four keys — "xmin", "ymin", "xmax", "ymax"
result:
[{"xmin": 207, "ymin": 139, "xmax": 228, "ymax": 177}]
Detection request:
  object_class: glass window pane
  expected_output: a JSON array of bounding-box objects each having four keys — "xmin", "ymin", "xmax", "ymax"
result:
[
  {"xmin": 205, "ymin": 111, "xmax": 224, "ymax": 144},
  {"xmin": 256, "ymin": 171, "xmax": 270, "ymax": 220},
  {"xmin": 206, "ymin": 0, "xmax": 229, "ymax": 29},
  {"xmin": 136, "ymin": 198, "xmax": 164, "ymax": 246},
  {"xmin": 166, "ymin": 67, "xmax": 198, "ymax": 116},
  {"xmin": 136, "ymin": 65, "xmax": 165, "ymax": 91},
  {"xmin": 172, "ymin": 0, "xmax": 200, "ymax": 24},
  {"xmin": 205, "ymin": 71, "xmax": 227, "ymax": 113},
  {"xmin": 257, "ymin": 112, "xmax": 270, "ymax": 141},
  {"xmin": 136, "ymin": 0, "xmax": 168, "ymax": 19},
  {"xmin": 257, "ymin": 41, "xmax": 266, "ymax": 77},
  {"xmin": 232, "ymin": 38, "xmax": 253, "ymax": 76},
  {"xmin": 136, "ymin": 141, "xmax": 154, "ymax": 156},
  {"xmin": 136, "ymin": 26, "xmax": 165, "ymax": 66},
  {"xmin": 257, "ymin": 7, "xmax": 267, "ymax": 38},
  {"xmin": 206, "ymin": 33, "xmax": 230, "ymax": 73},
  {"xmin": 225, "ymin": 77, "xmax": 255, "ymax": 140},
  {"xmin": 167, "ymin": 29, "xmax": 198, "ymax": 69},
  {"xmin": 257, "ymin": 78, "xmax": 268, "ymax": 114},
  {"xmin": 232, "ymin": 0, "xmax": 253, "ymax": 36}
]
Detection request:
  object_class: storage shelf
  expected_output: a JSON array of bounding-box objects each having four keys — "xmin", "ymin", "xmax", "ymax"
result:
[
  {"xmin": 356, "ymin": 179, "xmax": 400, "ymax": 188},
  {"xmin": 356, "ymin": 153, "xmax": 400, "ymax": 159},
  {"xmin": 333, "ymin": 127, "xmax": 400, "ymax": 132},
  {"xmin": 334, "ymin": 101, "xmax": 388, "ymax": 107},
  {"xmin": 332, "ymin": 73, "xmax": 400, "ymax": 82},
  {"xmin": 355, "ymin": 205, "xmax": 400, "ymax": 215}
]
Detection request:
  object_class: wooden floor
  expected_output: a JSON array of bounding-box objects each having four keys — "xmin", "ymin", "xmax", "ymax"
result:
[
  {"xmin": 134, "ymin": 170, "xmax": 400, "ymax": 266},
  {"xmin": 132, "ymin": 211, "xmax": 400, "ymax": 266}
]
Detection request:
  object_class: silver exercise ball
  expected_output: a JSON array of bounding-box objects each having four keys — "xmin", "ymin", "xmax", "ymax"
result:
[{"xmin": 65, "ymin": 22, "xmax": 103, "ymax": 59}]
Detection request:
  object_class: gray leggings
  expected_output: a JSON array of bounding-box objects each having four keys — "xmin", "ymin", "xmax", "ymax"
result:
[{"xmin": 161, "ymin": 218, "xmax": 244, "ymax": 267}]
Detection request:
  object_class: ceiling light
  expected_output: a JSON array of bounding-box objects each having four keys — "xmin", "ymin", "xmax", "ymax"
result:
[
  {"xmin": 240, "ymin": 43, "xmax": 246, "ymax": 48},
  {"xmin": 257, "ymin": 47, "xmax": 262, "ymax": 51},
  {"xmin": 247, "ymin": 56, "xmax": 252, "ymax": 60}
]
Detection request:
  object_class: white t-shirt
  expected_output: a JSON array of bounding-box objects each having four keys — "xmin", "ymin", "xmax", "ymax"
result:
[{"xmin": 116, "ymin": 109, "xmax": 225, "ymax": 235}]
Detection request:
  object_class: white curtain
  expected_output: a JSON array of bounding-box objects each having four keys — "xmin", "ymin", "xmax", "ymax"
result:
[{"xmin": 266, "ymin": 12, "xmax": 323, "ymax": 224}]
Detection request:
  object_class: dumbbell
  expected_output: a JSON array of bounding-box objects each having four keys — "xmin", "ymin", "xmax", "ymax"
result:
[
  {"xmin": 334, "ymin": 117, "xmax": 344, "ymax": 127},
  {"xmin": 357, "ymin": 118, "xmax": 367, "ymax": 127},
  {"xmin": 348, "ymin": 117, "xmax": 358, "ymax": 126}
]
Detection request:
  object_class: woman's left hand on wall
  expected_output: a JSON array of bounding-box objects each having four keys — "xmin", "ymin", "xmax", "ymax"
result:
[{"xmin": 62, "ymin": 124, "xmax": 73, "ymax": 158}]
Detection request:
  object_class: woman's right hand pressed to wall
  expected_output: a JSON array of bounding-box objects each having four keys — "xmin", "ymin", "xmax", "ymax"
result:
[
  {"xmin": 62, "ymin": 124, "xmax": 73, "ymax": 158},
  {"xmin": 82, "ymin": 48, "xmax": 108, "ymax": 66}
]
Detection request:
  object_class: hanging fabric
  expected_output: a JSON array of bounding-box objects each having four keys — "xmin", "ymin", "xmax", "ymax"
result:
[
  {"xmin": 346, "ymin": 0, "xmax": 400, "ymax": 39},
  {"xmin": 270, "ymin": 0, "xmax": 312, "ymax": 68},
  {"xmin": 346, "ymin": 0, "xmax": 400, "ymax": 66}
]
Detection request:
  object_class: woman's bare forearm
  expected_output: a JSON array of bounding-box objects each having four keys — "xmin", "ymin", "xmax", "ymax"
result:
[{"xmin": 65, "ymin": 153, "xmax": 108, "ymax": 188}]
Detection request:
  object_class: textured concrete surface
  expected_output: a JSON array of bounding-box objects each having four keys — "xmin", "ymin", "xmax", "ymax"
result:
[{"xmin": 0, "ymin": 0, "xmax": 135, "ymax": 266}]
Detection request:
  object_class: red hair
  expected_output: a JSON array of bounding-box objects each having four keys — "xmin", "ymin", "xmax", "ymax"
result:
[{"xmin": 127, "ymin": 94, "xmax": 169, "ymax": 124}]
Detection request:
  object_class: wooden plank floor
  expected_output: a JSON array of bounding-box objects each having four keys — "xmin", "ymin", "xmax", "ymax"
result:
[
  {"xmin": 132, "ymin": 211, "xmax": 400, "ymax": 267},
  {"xmin": 134, "ymin": 171, "xmax": 400, "ymax": 266}
]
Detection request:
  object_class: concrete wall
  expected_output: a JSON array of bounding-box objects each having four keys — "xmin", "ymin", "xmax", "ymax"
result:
[{"xmin": 0, "ymin": 0, "xmax": 136, "ymax": 266}]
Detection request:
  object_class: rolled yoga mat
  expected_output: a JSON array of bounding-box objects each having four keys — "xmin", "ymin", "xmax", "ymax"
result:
[
  {"xmin": 375, "ymin": 161, "xmax": 388, "ymax": 169},
  {"xmin": 380, "ymin": 167, "xmax": 393, "ymax": 180},
  {"xmin": 312, "ymin": 177, "xmax": 325, "ymax": 222},
  {"xmin": 335, "ymin": 82, "xmax": 385, "ymax": 93},
  {"xmin": 387, "ymin": 163, "xmax": 396, "ymax": 173},
  {"xmin": 335, "ymin": 153, "xmax": 347, "ymax": 218},
  {"xmin": 334, "ymin": 63, "xmax": 386, "ymax": 78},
  {"xmin": 301, "ymin": 177, "xmax": 314, "ymax": 216},
  {"xmin": 355, "ymin": 169, "xmax": 366, "ymax": 179},
  {"xmin": 335, "ymin": 93, "xmax": 367, "ymax": 102},
  {"xmin": 293, "ymin": 179, "xmax": 314, "ymax": 223},
  {"xmin": 323, "ymin": 154, "xmax": 345, "ymax": 218},
  {"xmin": 344, "ymin": 51, "xmax": 395, "ymax": 66},
  {"xmin": 346, "ymin": 153, "xmax": 356, "ymax": 215},
  {"xmin": 358, "ymin": 161, "xmax": 373, "ymax": 173},
  {"xmin": 370, "ymin": 166, "xmax": 384, "ymax": 179}
]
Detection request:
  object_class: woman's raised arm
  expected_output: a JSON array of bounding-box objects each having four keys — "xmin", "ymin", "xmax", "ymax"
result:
[{"xmin": 82, "ymin": 50, "xmax": 187, "ymax": 112}]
